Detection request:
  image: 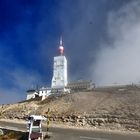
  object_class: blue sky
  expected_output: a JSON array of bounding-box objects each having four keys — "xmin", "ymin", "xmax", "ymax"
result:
[{"xmin": 1, "ymin": 0, "xmax": 140, "ymax": 104}]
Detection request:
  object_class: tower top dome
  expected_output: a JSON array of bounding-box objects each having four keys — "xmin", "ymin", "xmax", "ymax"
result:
[{"xmin": 58, "ymin": 36, "xmax": 64, "ymax": 55}]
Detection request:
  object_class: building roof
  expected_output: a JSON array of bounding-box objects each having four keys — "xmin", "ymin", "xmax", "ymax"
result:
[
  {"xmin": 27, "ymin": 89, "xmax": 36, "ymax": 93},
  {"xmin": 29, "ymin": 115, "xmax": 46, "ymax": 121}
]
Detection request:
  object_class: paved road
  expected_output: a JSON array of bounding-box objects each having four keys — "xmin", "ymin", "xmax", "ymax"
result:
[{"xmin": 0, "ymin": 121, "xmax": 140, "ymax": 140}]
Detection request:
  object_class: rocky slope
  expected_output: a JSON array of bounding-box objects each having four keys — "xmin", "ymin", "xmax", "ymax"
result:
[{"xmin": 0, "ymin": 85, "xmax": 140, "ymax": 132}]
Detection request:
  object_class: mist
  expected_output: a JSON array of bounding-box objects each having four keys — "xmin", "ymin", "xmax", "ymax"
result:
[
  {"xmin": 57, "ymin": 0, "xmax": 140, "ymax": 86},
  {"xmin": 93, "ymin": 1, "xmax": 140, "ymax": 86},
  {"xmin": 0, "ymin": 68, "xmax": 41, "ymax": 104},
  {"xmin": 58, "ymin": 0, "xmax": 109, "ymax": 82}
]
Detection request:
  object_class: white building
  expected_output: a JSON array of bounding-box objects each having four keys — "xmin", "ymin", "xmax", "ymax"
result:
[
  {"xmin": 26, "ymin": 87, "xmax": 51, "ymax": 101},
  {"xmin": 38, "ymin": 87, "xmax": 51, "ymax": 100},
  {"xmin": 26, "ymin": 89, "xmax": 38, "ymax": 100},
  {"xmin": 51, "ymin": 37, "xmax": 68, "ymax": 90},
  {"xmin": 26, "ymin": 37, "xmax": 68, "ymax": 100}
]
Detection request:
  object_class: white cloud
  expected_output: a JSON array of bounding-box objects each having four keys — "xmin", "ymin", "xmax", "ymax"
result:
[{"xmin": 93, "ymin": 0, "xmax": 140, "ymax": 86}]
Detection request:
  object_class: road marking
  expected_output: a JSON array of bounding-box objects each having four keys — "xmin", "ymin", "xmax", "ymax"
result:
[{"xmin": 80, "ymin": 136, "xmax": 109, "ymax": 140}]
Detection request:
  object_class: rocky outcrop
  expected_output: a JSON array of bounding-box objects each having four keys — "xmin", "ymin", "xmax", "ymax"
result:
[{"xmin": 43, "ymin": 114, "xmax": 140, "ymax": 132}]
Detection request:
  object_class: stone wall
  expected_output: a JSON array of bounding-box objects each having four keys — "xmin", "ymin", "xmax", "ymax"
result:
[{"xmin": 45, "ymin": 114, "xmax": 140, "ymax": 132}]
